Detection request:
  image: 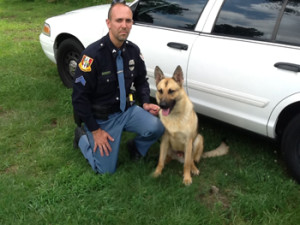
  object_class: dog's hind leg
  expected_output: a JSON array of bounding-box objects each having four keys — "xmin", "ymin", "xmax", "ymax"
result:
[
  {"xmin": 193, "ymin": 134, "xmax": 204, "ymax": 163},
  {"xmin": 191, "ymin": 161, "xmax": 200, "ymax": 176},
  {"xmin": 190, "ymin": 135, "xmax": 203, "ymax": 176}
]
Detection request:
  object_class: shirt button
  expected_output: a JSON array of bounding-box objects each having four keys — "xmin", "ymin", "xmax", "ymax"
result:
[
  {"xmin": 131, "ymin": 74, "xmax": 133, "ymax": 77},
  {"xmin": 116, "ymin": 97, "xmax": 119, "ymax": 100},
  {"xmin": 107, "ymin": 79, "xmax": 109, "ymax": 82}
]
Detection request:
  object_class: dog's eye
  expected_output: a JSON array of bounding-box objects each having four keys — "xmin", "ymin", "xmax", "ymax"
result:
[
  {"xmin": 168, "ymin": 89, "xmax": 175, "ymax": 94},
  {"xmin": 158, "ymin": 89, "xmax": 163, "ymax": 94}
]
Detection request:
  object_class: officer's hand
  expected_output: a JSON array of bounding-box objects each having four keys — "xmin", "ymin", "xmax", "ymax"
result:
[
  {"xmin": 143, "ymin": 103, "xmax": 160, "ymax": 116},
  {"xmin": 92, "ymin": 128, "xmax": 114, "ymax": 157}
]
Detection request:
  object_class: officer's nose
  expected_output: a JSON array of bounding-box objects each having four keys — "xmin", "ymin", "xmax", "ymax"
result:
[{"xmin": 120, "ymin": 20, "xmax": 126, "ymax": 28}]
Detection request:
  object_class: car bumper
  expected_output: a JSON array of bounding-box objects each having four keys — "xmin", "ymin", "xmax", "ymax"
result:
[{"xmin": 39, "ymin": 33, "xmax": 56, "ymax": 64}]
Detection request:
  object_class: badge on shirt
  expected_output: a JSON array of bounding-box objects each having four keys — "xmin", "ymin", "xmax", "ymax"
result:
[
  {"xmin": 129, "ymin": 59, "xmax": 135, "ymax": 71},
  {"xmin": 79, "ymin": 55, "xmax": 94, "ymax": 72}
]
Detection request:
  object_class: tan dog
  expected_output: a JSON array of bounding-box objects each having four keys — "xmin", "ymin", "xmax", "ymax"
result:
[{"xmin": 153, "ymin": 65, "xmax": 229, "ymax": 185}]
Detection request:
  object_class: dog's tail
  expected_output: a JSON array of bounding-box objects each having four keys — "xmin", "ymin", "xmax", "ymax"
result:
[{"xmin": 202, "ymin": 141, "xmax": 229, "ymax": 158}]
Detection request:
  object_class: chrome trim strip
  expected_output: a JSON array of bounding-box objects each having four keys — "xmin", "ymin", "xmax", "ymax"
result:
[{"xmin": 188, "ymin": 81, "xmax": 269, "ymax": 108}]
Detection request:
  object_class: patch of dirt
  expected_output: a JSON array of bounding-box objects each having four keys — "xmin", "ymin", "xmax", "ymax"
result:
[
  {"xmin": 51, "ymin": 118, "xmax": 57, "ymax": 127},
  {"xmin": 1, "ymin": 165, "xmax": 19, "ymax": 174},
  {"xmin": 0, "ymin": 106, "xmax": 6, "ymax": 116},
  {"xmin": 196, "ymin": 185, "xmax": 231, "ymax": 209}
]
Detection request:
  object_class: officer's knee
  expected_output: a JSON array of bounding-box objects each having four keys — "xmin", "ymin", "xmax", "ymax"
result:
[
  {"xmin": 143, "ymin": 118, "xmax": 165, "ymax": 139},
  {"xmin": 156, "ymin": 121, "xmax": 165, "ymax": 137},
  {"xmin": 154, "ymin": 117, "xmax": 165, "ymax": 135},
  {"xmin": 95, "ymin": 165, "xmax": 116, "ymax": 175}
]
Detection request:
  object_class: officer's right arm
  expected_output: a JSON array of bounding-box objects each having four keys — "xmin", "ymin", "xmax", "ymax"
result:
[{"xmin": 71, "ymin": 54, "xmax": 99, "ymax": 132}]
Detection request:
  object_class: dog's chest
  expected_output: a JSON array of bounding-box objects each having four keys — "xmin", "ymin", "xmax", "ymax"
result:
[
  {"xmin": 161, "ymin": 113, "xmax": 195, "ymax": 135},
  {"xmin": 168, "ymin": 131, "xmax": 187, "ymax": 150},
  {"xmin": 161, "ymin": 112, "xmax": 198, "ymax": 151}
]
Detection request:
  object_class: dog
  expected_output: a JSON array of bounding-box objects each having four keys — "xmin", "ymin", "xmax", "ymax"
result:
[{"xmin": 152, "ymin": 65, "xmax": 229, "ymax": 185}]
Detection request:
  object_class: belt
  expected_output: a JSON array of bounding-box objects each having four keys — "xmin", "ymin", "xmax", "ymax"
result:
[{"xmin": 92, "ymin": 102, "xmax": 132, "ymax": 120}]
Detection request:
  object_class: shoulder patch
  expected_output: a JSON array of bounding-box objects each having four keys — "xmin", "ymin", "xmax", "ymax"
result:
[{"xmin": 79, "ymin": 55, "xmax": 94, "ymax": 72}]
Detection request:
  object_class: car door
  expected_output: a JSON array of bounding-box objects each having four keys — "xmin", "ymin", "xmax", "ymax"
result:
[
  {"xmin": 129, "ymin": 0, "xmax": 209, "ymax": 96},
  {"xmin": 187, "ymin": 0, "xmax": 300, "ymax": 136}
]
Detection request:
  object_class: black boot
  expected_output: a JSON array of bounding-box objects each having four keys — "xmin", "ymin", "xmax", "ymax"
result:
[
  {"xmin": 73, "ymin": 126, "xmax": 86, "ymax": 149},
  {"xmin": 127, "ymin": 139, "xmax": 142, "ymax": 160}
]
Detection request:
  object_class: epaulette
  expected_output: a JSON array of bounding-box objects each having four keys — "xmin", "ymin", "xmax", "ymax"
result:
[
  {"xmin": 83, "ymin": 39, "xmax": 104, "ymax": 57},
  {"xmin": 125, "ymin": 40, "xmax": 140, "ymax": 52},
  {"xmin": 99, "ymin": 42, "xmax": 105, "ymax": 50}
]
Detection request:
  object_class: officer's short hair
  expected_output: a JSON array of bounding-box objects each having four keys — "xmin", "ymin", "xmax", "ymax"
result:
[{"xmin": 108, "ymin": 0, "xmax": 129, "ymax": 20}]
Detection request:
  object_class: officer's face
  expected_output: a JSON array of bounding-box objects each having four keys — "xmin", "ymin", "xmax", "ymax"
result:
[{"xmin": 107, "ymin": 4, "xmax": 133, "ymax": 48}]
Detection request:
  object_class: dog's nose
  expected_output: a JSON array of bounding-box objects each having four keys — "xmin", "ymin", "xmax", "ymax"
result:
[{"xmin": 159, "ymin": 101, "xmax": 168, "ymax": 109}]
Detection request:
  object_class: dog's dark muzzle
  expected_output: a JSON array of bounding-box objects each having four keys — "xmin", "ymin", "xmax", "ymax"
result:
[
  {"xmin": 159, "ymin": 100, "xmax": 176, "ymax": 116},
  {"xmin": 159, "ymin": 100, "xmax": 176, "ymax": 109},
  {"xmin": 159, "ymin": 101, "xmax": 170, "ymax": 110}
]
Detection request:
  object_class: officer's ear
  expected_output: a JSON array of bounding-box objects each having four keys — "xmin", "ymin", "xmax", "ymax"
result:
[{"xmin": 106, "ymin": 18, "xmax": 111, "ymax": 29}]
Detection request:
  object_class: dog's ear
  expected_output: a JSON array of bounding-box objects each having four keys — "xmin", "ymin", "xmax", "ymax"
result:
[
  {"xmin": 154, "ymin": 66, "xmax": 165, "ymax": 86},
  {"xmin": 173, "ymin": 65, "xmax": 184, "ymax": 87}
]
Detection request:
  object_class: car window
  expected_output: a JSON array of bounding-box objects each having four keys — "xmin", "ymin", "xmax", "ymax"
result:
[
  {"xmin": 276, "ymin": 0, "xmax": 300, "ymax": 45},
  {"xmin": 133, "ymin": 0, "xmax": 208, "ymax": 30},
  {"xmin": 212, "ymin": 0, "xmax": 283, "ymax": 40},
  {"xmin": 212, "ymin": 0, "xmax": 300, "ymax": 46}
]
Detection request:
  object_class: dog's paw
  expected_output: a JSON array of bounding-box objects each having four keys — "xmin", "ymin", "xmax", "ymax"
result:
[
  {"xmin": 191, "ymin": 168, "xmax": 200, "ymax": 176},
  {"xmin": 152, "ymin": 170, "xmax": 161, "ymax": 178},
  {"xmin": 183, "ymin": 177, "xmax": 192, "ymax": 186}
]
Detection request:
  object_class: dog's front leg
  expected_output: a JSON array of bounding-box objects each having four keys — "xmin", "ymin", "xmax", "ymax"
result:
[
  {"xmin": 153, "ymin": 134, "xmax": 169, "ymax": 177},
  {"xmin": 183, "ymin": 139, "xmax": 193, "ymax": 185}
]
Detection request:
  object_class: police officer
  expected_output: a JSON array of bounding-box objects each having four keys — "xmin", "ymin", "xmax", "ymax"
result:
[{"xmin": 72, "ymin": 1, "xmax": 165, "ymax": 174}]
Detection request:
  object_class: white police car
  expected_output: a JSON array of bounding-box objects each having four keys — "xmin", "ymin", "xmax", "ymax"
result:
[{"xmin": 40, "ymin": 0, "xmax": 300, "ymax": 182}]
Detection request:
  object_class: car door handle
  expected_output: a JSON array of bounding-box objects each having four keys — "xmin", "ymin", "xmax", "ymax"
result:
[
  {"xmin": 167, "ymin": 42, "xmax": 188, "ymax": 50},
  {"xmin": 274, "ymin": 62, "xmax": 300, "ymax": 72}
]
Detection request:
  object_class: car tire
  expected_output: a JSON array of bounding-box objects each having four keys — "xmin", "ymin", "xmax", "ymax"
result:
[
  {"xmin": 281, "ymin": 114, "xmax": 300, "ymax": 183},
  {"xmin": 56, "ymin": 38, "xmax": 84, "ymax": 88}
]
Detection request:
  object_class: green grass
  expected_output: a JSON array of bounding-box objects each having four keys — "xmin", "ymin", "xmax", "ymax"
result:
[{"xmin": 1, "ymin": 0, "xmax": 300, "ymax": 224}]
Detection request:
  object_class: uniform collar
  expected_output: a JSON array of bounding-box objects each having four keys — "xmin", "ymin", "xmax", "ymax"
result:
[{"xmin": 103, "ymin": 33, "xmax": 128, "ymax": 57}]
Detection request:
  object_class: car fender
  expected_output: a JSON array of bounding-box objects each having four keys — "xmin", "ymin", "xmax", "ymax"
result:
[
  {"xmin": 47, "ymin": 5, "xmax": 110, "ymax": 50},
  {"xmin": 268, "ymin": 93, "xmax": 300, "ymax": 139}
]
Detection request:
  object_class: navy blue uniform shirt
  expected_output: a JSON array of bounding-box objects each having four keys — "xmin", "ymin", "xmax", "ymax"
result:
[{"xmin": 72, "ymin": 34, "xmax": 150, "ymax": 132}]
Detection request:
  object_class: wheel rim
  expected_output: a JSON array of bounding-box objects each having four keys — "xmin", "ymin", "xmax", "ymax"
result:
[
  {"xmin": 69, "ymin": 59, "xmax": 77, "ymax": 76},
  {"xmin": 64, "ymin": 50, "xmax": 80, "ymax": 79}
]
